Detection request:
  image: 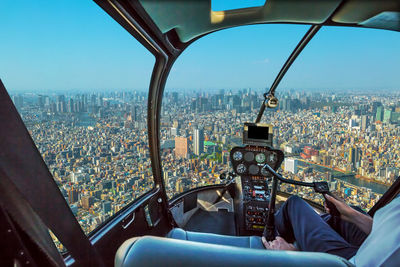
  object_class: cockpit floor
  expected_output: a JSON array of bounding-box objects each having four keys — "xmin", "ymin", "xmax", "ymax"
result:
[{"xmin": 184, "ymin": 209, "xmax": 236, "ymax": 236}]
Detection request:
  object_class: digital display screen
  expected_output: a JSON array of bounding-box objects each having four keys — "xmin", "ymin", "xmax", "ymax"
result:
[{"xmin": 248, "ymin": 125, "xmax": 269, "ymax": 140}]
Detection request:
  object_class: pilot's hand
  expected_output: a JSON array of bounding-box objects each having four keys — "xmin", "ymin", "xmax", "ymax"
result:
[
  {"xmin": 262, "ymin": 236, "xmax": 297, "ymax": 251},
  {"xmin": 324, "ymin": 194, "xmax": 355, "ymax": 222}
]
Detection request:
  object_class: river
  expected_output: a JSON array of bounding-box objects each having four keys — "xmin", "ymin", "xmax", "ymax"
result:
[{"xmin": 297, "ymin": 160, "xmax": 389, "ymax": 195}]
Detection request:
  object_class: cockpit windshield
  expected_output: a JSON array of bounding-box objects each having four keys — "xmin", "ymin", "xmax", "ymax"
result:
[
  {"xmin": 161, "ymin": 24, "xmax": 400, "ymax": 211},
  {"xmin": 161, "ymin": 24, "xmax": 309, "ymax": 199}
]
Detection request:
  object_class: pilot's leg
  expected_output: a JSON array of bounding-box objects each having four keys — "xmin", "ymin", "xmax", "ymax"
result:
[
  {"xmin": 274, "ymin": 195, "xmax": 358, "ymax": 259},
  {"xmin": 323, "ymin": 206, "xmax": 368, "ymax": 247}
]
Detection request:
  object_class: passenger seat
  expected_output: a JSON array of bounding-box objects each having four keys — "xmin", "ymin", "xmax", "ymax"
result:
[
  {"xmin": 166, "ymin": 228, "xmax": 264, "ymax": 249},
  {"xmin": 115, "ymin": 235, "xmax": 353, "ymax": 267}
]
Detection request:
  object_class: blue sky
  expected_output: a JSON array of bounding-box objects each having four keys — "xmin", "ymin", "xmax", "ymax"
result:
[{"xmin": 1, "ymin": 0, "xmax": 400, "ymax": 92}]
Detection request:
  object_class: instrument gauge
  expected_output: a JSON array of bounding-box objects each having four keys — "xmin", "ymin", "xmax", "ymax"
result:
[
  {"xmin": 261, "ymin": 166, "xmax": 269, "ymax": 176},
  {"xmin": 268, "ymin": 153, "xmax": 277, "ymax": 164},
  {"xmin": 232, "ymin": 151, "xmax": 243, "ymax": 161},
  {"xmin": 244, "ymin": 152, "xmax": 255, "ymax": 162},
  {"xmin": 236, "ymin": 164, "xmax": 246, "ymax": 174},
  {"xmin": 249, "ymin": 165, "xmax": 259, "ymax": 175},
  {"xmin": 255, "ymin": 153, "xmax": 266, "ymax": 163}
]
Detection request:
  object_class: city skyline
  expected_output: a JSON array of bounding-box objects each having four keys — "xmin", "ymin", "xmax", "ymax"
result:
[{"xmin": 11, "ymin": 86, "xmax": 400, "ymax": 252}]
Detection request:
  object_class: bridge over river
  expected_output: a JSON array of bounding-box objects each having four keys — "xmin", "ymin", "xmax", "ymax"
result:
[{"xmin": 297, "ymin": 160, "xmax": 389, "ymax": 195}]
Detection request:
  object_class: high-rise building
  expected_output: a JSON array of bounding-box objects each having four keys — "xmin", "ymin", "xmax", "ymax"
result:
[
  {"xmin": 38, "ymin": 95, "xmax": 45, "ymax": 108},
  {"xmin": 193, "ymin": 128, "xmax": 204, "ymax": 156},
  {"xmin": 361, "ymin": 115, "xmax": 368, "ymax": 131},
  {"xmin": 12, "ymin": 95, "xmax": 24, "ymax": 108},
  {"xmin": 175, "ymin": 137, "xmax": 188, "ymax": 158},
  {"xmin": 132, "ymin": 105, "xmax": 139, "ymax": 121},
  {"xmin": 68, "ymin": 188, "xmax": 80, "ymax": 204},
  {"xmin": 383, "ymin": 108, "xmax": 392, "ymax": 123},
  {"xmin": 81, "ymin": 196, "xmax": 95, "ymax": 210},
  {"xmin": 67, "ymin": 98, "xmax": 74, "ymax": 113},
  {"xmin": 102, "ymin": 201, "xmax": 112, "ymax": 214},
  {"xmin": 376, "ymin": 106, "xmax": 384, "ymax": 122},
  {"xmin": 284, "ymin": 158, "xmax": 298, "ymax": 174},
  {"xmin": 349, "ymin": 147, "xmax": 362, "ymax": 170}
]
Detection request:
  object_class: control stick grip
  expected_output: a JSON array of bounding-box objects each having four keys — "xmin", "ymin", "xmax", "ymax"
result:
[{"xmin": 313, "ymin": 182, "xmax": 340, "ymax": 217}]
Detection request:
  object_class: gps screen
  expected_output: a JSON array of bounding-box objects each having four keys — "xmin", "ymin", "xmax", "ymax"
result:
[{"xmin": 248, "ymin": 125, "xmax": 269, "ymax": 141}]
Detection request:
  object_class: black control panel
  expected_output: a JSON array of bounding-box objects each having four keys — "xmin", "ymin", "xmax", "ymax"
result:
[
  {"xmin": 242, "ymin": 176, "xmax": 270, "ymax": 231},
  {"xmin": 230, "ymin": 146, "xmax": 284, "ymax": 231},
  {"xmin": 245, "ymin": 201, "xmax": 269, "ymax": 231},
  {"xmin": 230, "ymin": 146, "xmax": 283, "ymax": 177}
]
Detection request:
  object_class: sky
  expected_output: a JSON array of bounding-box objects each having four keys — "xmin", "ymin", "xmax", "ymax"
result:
[{"xmin": 1, "ymin": 0, "xmax": 400, "ymax": 92}]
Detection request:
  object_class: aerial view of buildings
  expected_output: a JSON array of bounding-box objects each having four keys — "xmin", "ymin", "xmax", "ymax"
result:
[{"xmin": 12, "ymin": 88, "xmax": 400, "ymax": 241}]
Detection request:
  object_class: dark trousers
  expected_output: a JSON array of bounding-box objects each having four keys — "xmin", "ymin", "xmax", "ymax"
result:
[{"xmin": 275, "ymin": 195, "xmax": 368, "ymax": 259}]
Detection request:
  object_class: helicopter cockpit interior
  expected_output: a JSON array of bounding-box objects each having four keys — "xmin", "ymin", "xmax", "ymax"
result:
[{"xmin": 1, "ymin": 0, "xmax": 400, "ymax": 266}]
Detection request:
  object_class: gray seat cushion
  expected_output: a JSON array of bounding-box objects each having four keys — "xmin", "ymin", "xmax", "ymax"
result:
[
  {"xmin": 115, "ymin": 236, "xmax": 353, "ymax": 267},
  {"xmin": 167, "ymin": 228, "xmax": 265, "ymax": 249}
]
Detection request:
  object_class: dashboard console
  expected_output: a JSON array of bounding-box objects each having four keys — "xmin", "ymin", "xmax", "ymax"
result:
[{"xmin": 230, "ymin": 146, "xmax": 284, "ymax": 232}]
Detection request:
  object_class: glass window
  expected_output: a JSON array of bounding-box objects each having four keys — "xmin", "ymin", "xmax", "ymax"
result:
[
  {"xmin": 1, "ymin": 0, "xmax": 155, "ymax": 243},
  {"xmin": 277, "ymin": 27, "xmax": 400, "ymax": 210},
  {"xmin": 161, "ymin": 24, "xmax": 400, "ymax": 210},
  {"xmin": 161, "ymin": 24, "xmax": 309, "ymax": 199}
]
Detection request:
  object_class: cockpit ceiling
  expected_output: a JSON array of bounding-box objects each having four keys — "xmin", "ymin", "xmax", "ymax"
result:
[{"xmin": 138, "ymin": 0, "xmax": 400, "ymax": 43}]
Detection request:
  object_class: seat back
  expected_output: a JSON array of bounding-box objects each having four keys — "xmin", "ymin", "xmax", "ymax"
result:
[{"xmin": 115, "ymin": 236, "xmax": 353, "ymax": 267}]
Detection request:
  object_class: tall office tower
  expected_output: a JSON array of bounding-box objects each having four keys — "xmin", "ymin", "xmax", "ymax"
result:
[
  {"xmin": 132, "ymin": 105, "xmax": 139, "ymax": 121},
  {"xmin": 193, "ymin": 128, "xmax": 204, "ymax": 156},
  {"xmin": 12, "ymin": 95, "xmax": 24, "ymax": 108},
  {"xmin": 57, "ymin": 95, "xmax": 66, "ymax": 113},
  {"xmin": 175, "ymin": 137, "xmax": 189, "ymax": 158},
  {"xmin": 81, "ymin": 196, "xmax": 95, "ymax": 210},
  {"xmin": 102, "ymin": 201, "xmax": 112, "ymax": 214},
  {"xmin": 68, "ymin": 188, "xmax": 80, "ymax": 204},
  {"xmin": 67, "ymin": 98, "xmax": 74, "ymax": 113},
  {"xmin": 383, "ymin": 108, "xmax": 392, "ymax": 124},
  {"xmin": 376, "ymin": 106, "xmax": 384, "ymax": 122},
  {"xmin": 172, "ymin": 92, "xmax": 179, "ymax": 103},
  {"xmin": 38, "ymin": 95, "xmax": 45, "ymax": 108},
  {"xmin": 349, "ymin": 147, "xmax": 362, "ymax": 170},
  {"xmin": 361, "ymin": 115, "xmax": 368, "ymax": 131}
]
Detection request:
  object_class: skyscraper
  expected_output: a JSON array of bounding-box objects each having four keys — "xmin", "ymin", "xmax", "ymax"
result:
[
  {"xmin": 175, "ymin": 137, "xmax": 189, "ymax": 158},
  {"xmin": 361, "ymin": 115, "xmax": 368, "ymax": 131},
  {"xmin": 383, "ymin": 108, "xmax": 392, "ymax": 124},
  {"xmin": 193, "ymin": 128, "xmax": 204, "ymax": 156},
  {"xmin": 376, "ymin": 106, "xmax": 383, "ymax": 122},
  {"xmin": 349, "ymin": 147, "xmax": 362, "ymax": 170}
]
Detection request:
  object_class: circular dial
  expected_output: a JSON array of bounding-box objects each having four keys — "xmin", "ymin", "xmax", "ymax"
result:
[
  {"xmin": 255, "ymin": 153, "xmax": 266, "ymax": 163},
  {"xmin": 236, "ymin": 164, "xmax": 246, "ymax": 174},
  {"xmin": 232, "ymin": 151, "xmax": 243, "ymax": 161},
  {"xmin": 261, "ymin": 166, "xmax": 269, "ymax": 176},
  {"xmin": 268, "ymin": 153, "xmax": 277, "ymax": 164},
  {"xmin": 244, "ymin": 152, "xmax": 255, "ymax": 162},
  {"xmin": 249, "ymin": 165, "xmax": 259, "ymax": 175}
]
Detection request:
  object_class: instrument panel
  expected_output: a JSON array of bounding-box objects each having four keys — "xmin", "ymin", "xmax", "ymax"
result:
[
  {"xmin": 230, "ymin": 146, "xmax": 283, "ymax": 177},
  {"xmin": 230, "ymin": 146, "xmax": 284, "ymax": 232}
]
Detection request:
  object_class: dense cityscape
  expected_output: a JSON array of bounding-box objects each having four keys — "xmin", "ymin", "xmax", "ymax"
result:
[
  {"xmin": 160, "ymin": 89, "xmax": 398, "ymax": 210},
  {"xmin": 14, "ymin": 91, "xmax": 153, "ymax": 239},
  {"xmin": 12, "ymin": 88, "xmax": 400, "ymax": 245}
]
